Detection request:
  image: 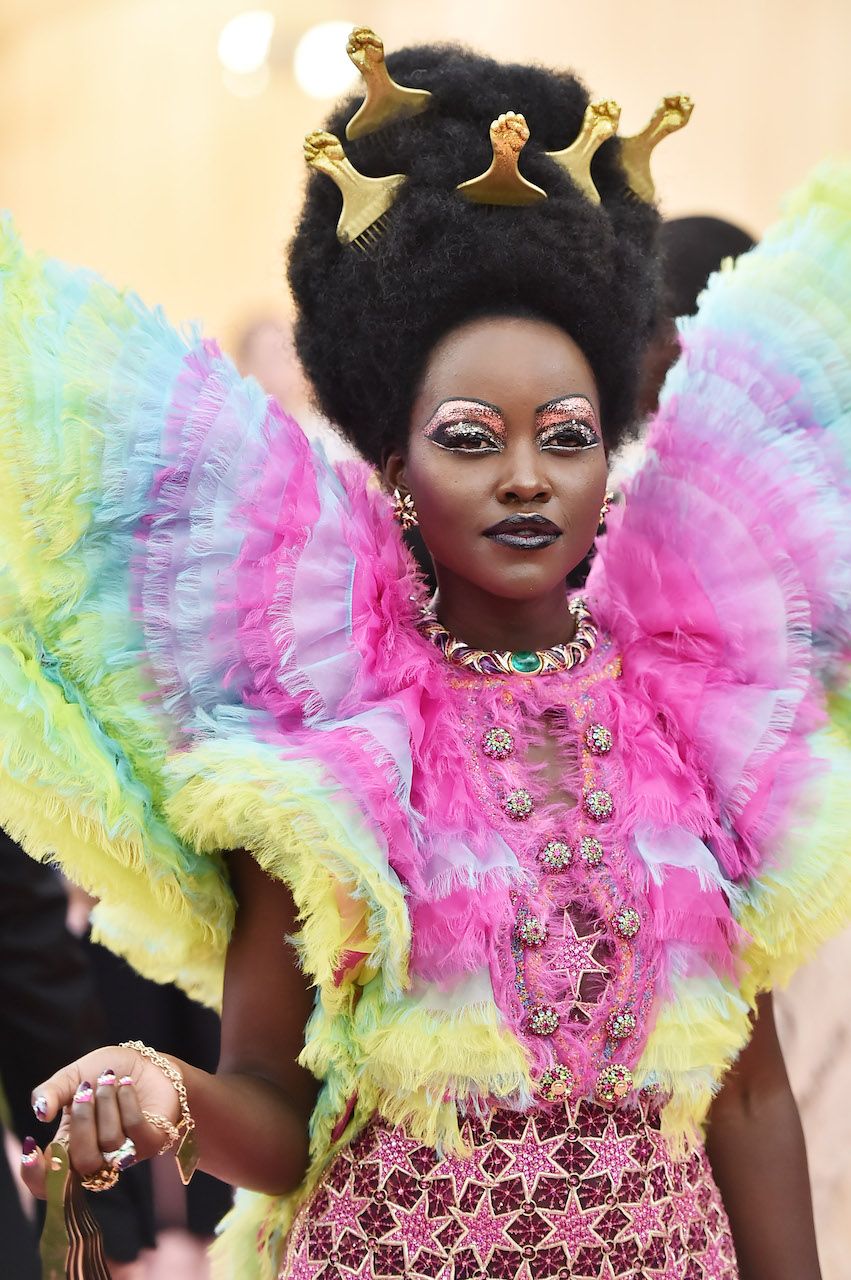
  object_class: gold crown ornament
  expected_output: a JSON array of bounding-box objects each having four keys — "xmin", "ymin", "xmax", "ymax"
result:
[
  {"xmin": 619, "ymin": 95, "xmax": 694, "ymax": 202},
  {"xmin": 302, "ymin": 26, "xmax": 693, "ymax": 247},
  {"xmin": 303, "ymin": 130, "xmax": 405, "ymax": 249},
  {"xmin": 544, "ymin": 100, "xmax": 621, "ymax": 204},
  {"xmin": 345, "ymin": 27, "xmax": 433, "ymax": 140},
  {"xmin": 456, "ymin": 112, "xmax": 547, "ymax": 206}
]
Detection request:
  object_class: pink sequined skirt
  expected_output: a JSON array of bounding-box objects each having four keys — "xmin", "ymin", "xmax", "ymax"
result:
[{"xmin": 279, "ymin": 1100, "xmax": 738, "ymax": 1279}]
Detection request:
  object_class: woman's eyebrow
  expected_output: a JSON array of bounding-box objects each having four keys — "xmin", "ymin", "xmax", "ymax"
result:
[
  {"xmin": 428, "ymin": 397, "xmax": 505, "ymax": 417},
  {"xmin": 535, "ymin": 394, "xmax": 596, "ymax": 414}
]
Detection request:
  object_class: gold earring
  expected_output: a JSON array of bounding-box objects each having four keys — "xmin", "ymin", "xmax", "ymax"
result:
[
  {"xmin": 392, "ymin": 488, "xmax": 418, "ymax": 530},
  {"xmin": 599, "ymin": 490, "xmax": 615, "ymax": 524}
]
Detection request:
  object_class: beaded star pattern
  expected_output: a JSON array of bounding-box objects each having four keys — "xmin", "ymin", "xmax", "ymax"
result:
[{"xmin": 281, "ymin": 1107, "xmax": 738, "ymax": 1278}]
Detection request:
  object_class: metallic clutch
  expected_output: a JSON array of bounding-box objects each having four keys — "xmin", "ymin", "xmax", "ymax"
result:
[{"xmin": 40, "ymin": 1141, "xmax": 110, "ymax": 1280}]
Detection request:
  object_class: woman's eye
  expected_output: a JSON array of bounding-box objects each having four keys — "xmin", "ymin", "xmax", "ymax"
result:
[
  {"xmin": 539, "ymin": 421, "xmax": 599, "ymax": 450},
  {"xmin": 431, "ymin": 423, "xmax": 502, "ymax": 452}
]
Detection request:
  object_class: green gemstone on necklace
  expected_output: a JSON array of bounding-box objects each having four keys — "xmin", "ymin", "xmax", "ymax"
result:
[{"xmin": 509, "ymin": 650, "xmax": 543, "ymax": 674}]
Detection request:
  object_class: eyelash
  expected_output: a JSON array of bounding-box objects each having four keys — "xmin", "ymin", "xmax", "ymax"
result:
[
  {"xmin": 537, "ymin": 420, "xmax": 600, "ymax": 450},
  {"xmin": 428, "ymin": 419, "xmax": 599, "ymax": 453},
  {"xmin": 430, "ymin": 422, "xmax": 502, "ymax": 452}
]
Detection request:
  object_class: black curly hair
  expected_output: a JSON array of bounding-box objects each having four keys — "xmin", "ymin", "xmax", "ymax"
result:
[{"xmin": 288, "ymin": 44, "xmax": 662, "ymax": 467}]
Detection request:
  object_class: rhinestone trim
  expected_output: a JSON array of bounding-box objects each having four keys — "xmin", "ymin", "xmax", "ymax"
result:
[
  {"xmin": 503, "ymin": 788, "xmax": 534, "ymax": 821},
  {"xmin": 583, "ymin": 788, "xmax": 613, "ymax": 822},
  {"xmin": 579, "ymin": 835, "xmax": 605, "ymax": 867},
  {"xmin": 537, "ymin": 839, "xmax": 573, "ymax": 872},
  {"xmin": 482, "ymin": 726, "xmax": 514, "ymax": 760},
  {"xmin": 585, "ymin": 723, "xmax": 614, "ymax": 755}
]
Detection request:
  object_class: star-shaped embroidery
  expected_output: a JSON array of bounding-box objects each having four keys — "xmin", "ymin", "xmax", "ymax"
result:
[
  {"xmin": 626, "ymin": 1193, "xmax": 668, "ymax": 1250},
  {"xmin": 286, "ymin": 1254, "xmax": 325, "ymax": 1280},
  {"xmin": 700, "ymin": 1225, "xmax": 736, "ymax": 1279},
  {"xmin": 380, "ymin": 1193, "xmax": 451, "ymax": 1269},
  {"xmin": 549, "ymin": 908, "xmax": 609, "ymax": 1018},
  {"xmin": 449, "ymin": 1188, "xmax": 517, "ymax": 1268},
  {"xmin": 495, "ymin": 1115, "xmax": 565, "ymax": 1198},
  {"xmin": 321, "ymin": 1181, "xmax": 369, "ymax": 1246},
  {"xmin": 340, "ymin": 1254, "xmax": 373, "ymax": 1279},
  {"xmin": 429, "ymin": 1127, "xmax": 491, "ymax": 1199},
  {"xmin": 540, "ymin": 1187, "xmax": 603, "ymax": 1257},
  {"xmin": 581, "ymin": 1113, "xmax": 642, "ymax": 1191},
  {"xmin": 368, "ymin": 1124, "xmax": 422, "ymax": 1186}
]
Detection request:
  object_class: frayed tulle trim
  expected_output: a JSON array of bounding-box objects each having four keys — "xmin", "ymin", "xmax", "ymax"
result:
[
  {"xmin": 164, "ymin": 734, "xmax": 411, "ymax": 996},
  {"xmin": 0, "ymin": 630, "xmax": 232, "ymax": 1005}
]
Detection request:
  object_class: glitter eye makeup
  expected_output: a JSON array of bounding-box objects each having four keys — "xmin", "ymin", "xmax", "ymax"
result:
[
  {"xmin": 535, "ymin": 396, "xmax": 601, "ymax": 451},
  {"xmin": 422, "ymin": 399, "xmax": 506, "ymax": 452}
]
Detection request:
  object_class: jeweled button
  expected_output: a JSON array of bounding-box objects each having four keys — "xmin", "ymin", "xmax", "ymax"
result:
[
  {"xmin": 515, "ymin": 914, "xmax": 549, "ymax": 948},
  {"xmin": 579, "ymin": 835, "xmax": 604, "ymax": 867},
  {"xmin": 503, "ymin": 788, "xmax": 534, "ymax": 820},
  {"xmin": 606, "ymin": 1008, "xmax": 637, "ymax": 1041},
  {"xmin": 585, "ymin": 723, "xmax": 614, "ymax": 755},
  {"xmin": 528, "ymin": 1004, "xmax": 560, "ymax": 1036},
  {"xmin": 583, "ymin": 788, "xmax": 613, "ymax": 822},
  {"xmin": 482, "ymin": 726, "xmax": 514, "ymax": 760},
  {"xmin": 613, "ymin": 907, "xmax": 641, "ymax": 939},
  {"xmin": 538, "ymin": 839, "xmax": 573, "ymax": 872},
  {"xmin": 595, "ymin": 1063, "xmax": 633, "ymax": 1103},
  {"xmin": 509, "ymin": 650, "xmax": 543, "ymax": 674},
  {"xmin": 538, "ymin": 1064, "xmax": 575, "ymax": 1102}
]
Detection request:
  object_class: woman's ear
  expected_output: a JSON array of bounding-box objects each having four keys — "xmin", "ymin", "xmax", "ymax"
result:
[{"xmin": 381, "ymin": 449, "xmax": 407, "ymax": 495}]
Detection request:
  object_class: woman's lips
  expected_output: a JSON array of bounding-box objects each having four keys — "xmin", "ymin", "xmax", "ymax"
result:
[{"xmin": 483, "ymin": 513, "xmax": 562, "ymax": 550}]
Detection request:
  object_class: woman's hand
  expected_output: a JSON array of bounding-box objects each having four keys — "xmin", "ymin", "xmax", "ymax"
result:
[{"xmin": 21, "ymin": 1045, "xmax": 181, "ymax": 1198}]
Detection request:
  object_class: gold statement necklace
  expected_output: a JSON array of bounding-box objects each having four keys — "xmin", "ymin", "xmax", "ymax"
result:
[{"xmin": 417, "ymin": 597, "xmax": 597, "ymax": 676}]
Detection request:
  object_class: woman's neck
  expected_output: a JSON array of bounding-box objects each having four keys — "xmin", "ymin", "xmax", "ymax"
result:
[{"xmin": 430, "ymin": 571, "xmax": 577, "ymax": 653}]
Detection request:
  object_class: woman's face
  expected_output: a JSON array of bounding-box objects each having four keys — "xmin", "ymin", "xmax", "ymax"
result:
[{"xmin": 384, "ymin": 315, "xmax": 608, "ymax": 602}]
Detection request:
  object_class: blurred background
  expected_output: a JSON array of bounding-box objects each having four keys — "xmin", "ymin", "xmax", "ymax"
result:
[
  {"xmin": 2, "ymin": 0, "xmax": 850, "ymax": 342},
  {"xmin": 0, "ymin": 2, "xmax": 849, "ymax": 1277}
]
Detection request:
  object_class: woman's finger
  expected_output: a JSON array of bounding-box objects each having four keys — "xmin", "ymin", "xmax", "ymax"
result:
[
  {"xmin": 68, "ymin": 1081, "xmax": 106, "ymax": 1177},
  {"xmin": 116, "ymin": 1077, "xmax": 166, "ymax": 1160},
  {"xmin": 19, "ymin": 1136, "xmax": 47, "ymax": 1199},
  {"xmin": 93, "ymin": 1068, "xmax": 126, "ymax": 1157},
  {"xmin": 31, "ymin": 1061, "xmax": 85, "ymax": 1126}
]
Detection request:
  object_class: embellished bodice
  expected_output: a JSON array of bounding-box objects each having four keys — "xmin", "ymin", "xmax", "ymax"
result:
[{"xmin": 399, "ymin": 636, "xmax": 666, "ymax": 1113}]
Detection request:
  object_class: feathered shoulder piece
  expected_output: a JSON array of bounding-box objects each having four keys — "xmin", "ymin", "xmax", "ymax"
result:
[
  {"xmin": 589, "ymin": 162, "xmax": 851, "ymax": 994},
  {"xmin": 0, "ymin": 218, "xmax": 417, "ymax": 1007}
]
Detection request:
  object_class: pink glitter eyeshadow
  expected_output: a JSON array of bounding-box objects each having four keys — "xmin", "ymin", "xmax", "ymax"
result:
[
  {"xmin": 536, "ymin": 395, "xmax": 600, "ymax": 437},
  {"xmin": 422, "ymin": 398, "xmax": 506, "ymax": 440}
]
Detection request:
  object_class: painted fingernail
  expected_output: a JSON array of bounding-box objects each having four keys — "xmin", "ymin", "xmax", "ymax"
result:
[
  {"xmin": 116, "ymin": 1140, "xmax": 137, "ymax": 1171},
  {"xmin": 32, "ymin": 1095, "xmax": 48, "ymax": 1121},
  {"xmin": 118, "ymin": 1076, "xmax": 134, "ymax": 1087},
  {"xmin": 97, "ymin": 1069, "xmax": 117, "ymax": 1087},
  {"xmin": 21, "ymin": 1137, "xmax": 39, "ymax": 1166},
  {"xmin": 73, "ymin": 1081, "xmax": 94, "ymax": 1104}
]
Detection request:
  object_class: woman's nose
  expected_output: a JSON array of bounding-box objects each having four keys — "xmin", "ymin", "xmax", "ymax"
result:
[{"xmin": 496, "ymin": 445, "xmax": 552, "ymax": 505}]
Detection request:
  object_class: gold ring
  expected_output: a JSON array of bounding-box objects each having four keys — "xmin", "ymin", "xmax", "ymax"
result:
[{"xmin": 80, "ymin": 1163, "xmax": 120, "ymax": 1192}]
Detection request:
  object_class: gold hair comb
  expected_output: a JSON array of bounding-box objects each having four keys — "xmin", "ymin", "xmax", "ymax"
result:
[
  {"xmin": 619, "ymin": 95, "xmax": 694, "ymax": 202},
  {"xmin": 544, "ymin": 100, "xmax": 621, "ymax": 204},
  {"xmin": 346, "ymin": 27, "xmax": 433, "ymax": 140},
  {"xmin": 456, "ymin": 112, "xmax": 547, "ymax": 206},
  {"xmin": 304, "ymin": 130, "xmax": 405, "ymax": 248}
]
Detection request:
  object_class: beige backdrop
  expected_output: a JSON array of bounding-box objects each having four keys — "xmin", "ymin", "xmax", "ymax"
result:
[{"xmin": 1, "ymin": 0, "xmax": 849, "ymax": 342}]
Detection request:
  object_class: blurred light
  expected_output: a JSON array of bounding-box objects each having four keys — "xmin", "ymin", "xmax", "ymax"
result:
[
  {"xmin": 222, "ymin": 65, "xmax": 271, "ymax": 99},
  {"xmin": 218, "ymin": 10, "xmax": 276, "ymax": 76},
  {"xmin": 293, "ymin": 21, "xmax": 360, "ymax": 100}
]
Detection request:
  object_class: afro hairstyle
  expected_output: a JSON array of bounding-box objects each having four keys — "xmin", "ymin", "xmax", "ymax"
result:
[{"xmin": 288, "ymin": 44, "xmax": 662, "ymax": 467}]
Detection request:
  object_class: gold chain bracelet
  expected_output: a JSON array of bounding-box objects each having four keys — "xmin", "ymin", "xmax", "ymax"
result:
[{"xmin": 120, "ymin": 1040, "xmax": 200, "ymax": 1184}]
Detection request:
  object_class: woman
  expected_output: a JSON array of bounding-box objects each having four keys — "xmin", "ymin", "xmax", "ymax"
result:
[{"xmin": 2, "ymin": 33, "xmax": 849, "ymax": 1280}]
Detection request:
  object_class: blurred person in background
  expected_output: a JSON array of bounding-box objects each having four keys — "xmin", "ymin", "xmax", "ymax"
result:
[
  {"xmin": 637, "ymin": 214, "xmax": 756, "ymax": 418},
  {"xmin": 1, "ymin": 30, "xmax": 849, "ymax": 1280}
]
